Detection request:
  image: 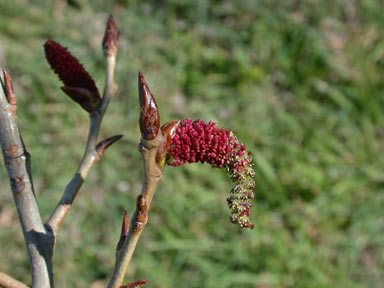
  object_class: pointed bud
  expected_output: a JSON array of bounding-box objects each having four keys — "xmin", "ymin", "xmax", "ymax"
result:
[
  {"xmin": 44, "ymin": 40, "xmax": 101, "ymax": 111},
  {"xmin": 2, "ymin": 69, "xmax": 16, "ymax": 105},
  {"xmin": 61, "ymin": 86, "xmax": 101, "ymax": 112},
  {"xmin": 138, "ymin": 71, "xmax": 160, "ymax": 140},
  {"xmin": 156, "ymin": 120, "xmax": 180, "ymax": 164},
  {"xmin": 116, "ymin": 210, "xmax": 130, "ymax": 252},
  {"xmin": 102, "ymin": 14, "xmax": 119, "ymax": 57},
  {"xmin": 96, "ymin": 134, "xmax": 123, "ymax": 157},
  {"xmin": 134, "ymin": 194, "xmax": 148, "ymax": 233},
  {"xmin": 121, "ymin": 280, "xmax": 149, "ymax": 288}
]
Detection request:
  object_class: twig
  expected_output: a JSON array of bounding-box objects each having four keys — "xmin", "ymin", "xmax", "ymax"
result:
[
  {"xmin": 0, "ymin": 271, "xmax": 29, "ymax": 288},
  {"xmin": 107, "ymin": 136, "xmax": 163, "ymax": 288},
  {"xmin": 45, "ymin": 15, "xmax": 119, "ymax": 239},
  {"xmin": 107, "ymin": 72, "xmax": 170, "ymax": 288},
  {"xmin": 0, "ymin": 70, "xmax": 53, "ymax": 288}
]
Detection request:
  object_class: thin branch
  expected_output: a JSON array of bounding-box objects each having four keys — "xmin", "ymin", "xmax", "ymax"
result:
[
  {"xmin": 107, "ymin": 136, "xmax": 163, "ymax": 288},
  {"xmin": 45, "ymin": 15, "xmax": 119, "ymax": 239},
  {"xmin": 0, "ymin": 70, "xmax": 53, "ymax": 288},
  {"xmin": 0, "ymin": 272, "xmax": 29, "ymax": 288},
  {"xmin": 107, "ymin": 71, "xmax": 176, "ymax": 288}
]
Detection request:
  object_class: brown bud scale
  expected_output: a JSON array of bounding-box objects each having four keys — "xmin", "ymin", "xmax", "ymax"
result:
[
  {"xmin": 138, "ymin": 71, "xmax": 160, "ymax": 140},
  {"xmin": 133, "ymin": 194, "xmax": 148, "ymax": 232},
  {"xmin": 96, "ymin": 134, "xmax": 123, "ymax": 157},
  {"xmin": 156, "ymin": 120, "xmax": 180, "ymax": 164},
  {"xmin": 2, "ymin": 69, "xmax": 17, "ymax": 105},
  {"xmin": 11, "ymin": 177, "xmax": 25, "ymax": 194},
  {"xmin": 116, "ymin": 210, "xmax": 130, "ymax": 252},
  {"xmin": 103, "ymin": 14, "xmax": 119, "ymax": 56}
]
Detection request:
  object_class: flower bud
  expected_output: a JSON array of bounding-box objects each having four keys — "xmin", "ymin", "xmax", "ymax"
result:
[
  {"xmin": 44, "ymin": 40, "xmax": 101, "ymax": 112},
  {"xmin": 116, "ymin": 210, "xmax": 129, "ymax": 252},
  {"xmin": 95, "ymin": 134, "xmax": 123, "ymax": 157},
  {"xmin": 1, "ymin": 69, "xmax": 16, "ymax": 105},
  {"xmin": 138, "ymin": 71, "xmax": 160, "ymax": 140},
  {"xmin": 102, "ymin": 14, "xmax": 119, "ymax": 57}
]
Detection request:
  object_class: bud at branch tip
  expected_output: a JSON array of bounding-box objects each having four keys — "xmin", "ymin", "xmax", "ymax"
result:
[
  {"xmin": 103, "ymin": 14, "xmax": 119, "ymax": 56},
  {"xmin": 138, "ymin": 71, "xmax": 160, "ymax": 140},
  {"xmin": 2, "ymin": 69, "xmax": 17, "ymax": 105}
]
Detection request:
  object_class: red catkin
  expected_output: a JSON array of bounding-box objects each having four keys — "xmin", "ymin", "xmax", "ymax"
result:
[
  {"xmin": 44, "ymin": 40, "xmax": 99, "ymax": 96},
  {"xmin": 167, "ymin": 119, "xmax": 255, "ymax": 229}
]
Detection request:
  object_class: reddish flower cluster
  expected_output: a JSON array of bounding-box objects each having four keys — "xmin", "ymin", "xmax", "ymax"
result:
[
  {"xmin": 44, "ymin": 40, "xmax": 100, "ymax": 111},
  {"xmin": 44, "ymin": 40, "xmax": 99, "ymax": 95},
  {"xmin": 167, "ymin": 119, "xmax": 255, "ymax": 229}
]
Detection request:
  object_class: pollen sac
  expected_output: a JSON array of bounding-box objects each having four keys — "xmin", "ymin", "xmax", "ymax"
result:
[{"xmin": 167, "ymin": 119, "xmax": 256, "ymax": 229}]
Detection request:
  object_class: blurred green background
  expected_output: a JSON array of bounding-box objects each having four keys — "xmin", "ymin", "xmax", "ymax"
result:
[{"xmin": 0, "ymin": 0, "xmax": 384, "ymax": 287}]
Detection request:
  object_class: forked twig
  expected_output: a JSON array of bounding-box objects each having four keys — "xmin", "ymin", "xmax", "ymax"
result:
[
  {"xmin": 0, "ymin": 15, "xmax": 123, "ymax": 288},
  {"xmin": 46, "ymin": 15, "xmax": 120, "ymax": 239}
]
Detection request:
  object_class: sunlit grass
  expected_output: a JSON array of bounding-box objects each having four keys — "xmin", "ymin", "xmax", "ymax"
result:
[{"xmin": 0, "ymin": 1, "xmax": 383, "ymax": 287}]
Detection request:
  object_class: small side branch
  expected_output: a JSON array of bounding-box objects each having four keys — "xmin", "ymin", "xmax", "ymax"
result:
[
  {"xmin": 45, "ymin": 113, "xmax": 102, "ymax": 237},
  {"xmin": 46, "ymin": 15, "xmax": 119, "ymax": 239},
  {"xmin": 0, "ymin": 272, "xmax": 29, "ymax": 288},
  {"xmin": 0, "ymin": 70, "xmax": 53, "ymax": 288}
]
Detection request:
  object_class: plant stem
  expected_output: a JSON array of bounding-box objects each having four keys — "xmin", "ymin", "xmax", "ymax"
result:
[
  {"xmin": 0, "ymin": 271, "xmax": 30, "ymax": 288},
  {"xmin": 46, "ymin": 52, "xmax": 118, "ymax": 239},
  {"xmin": 0, "ymin": 72, "xmax": 53, "ymax": 288},
  {"xmin": 107, "ymin": 136, "xmax": 163, "ymax": 288}
]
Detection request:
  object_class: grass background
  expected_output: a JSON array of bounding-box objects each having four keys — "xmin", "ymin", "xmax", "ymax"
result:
[{"xmin": 0, "ymin": 0, "xmax": 384, "ymax": 287}]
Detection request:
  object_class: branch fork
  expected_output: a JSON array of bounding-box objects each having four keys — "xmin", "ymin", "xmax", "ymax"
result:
[
  {"xmin": 1, "ymin": 14, "xmax": 180, "ymax": 288},
  {"xmin": 0, "ymin": 14, "xmax": 121, "ymax": 288}
]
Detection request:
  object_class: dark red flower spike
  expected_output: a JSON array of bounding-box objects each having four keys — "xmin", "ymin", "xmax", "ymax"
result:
[
  {"xmin": 167, "ymin": 119, "xmax": 255, "ymax": 229},
  {"xmin": 44, "ymin": 40, "xmax": 101, "ymax": 112}
]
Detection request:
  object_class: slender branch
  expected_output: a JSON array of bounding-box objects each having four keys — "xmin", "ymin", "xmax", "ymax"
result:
[
  {"xmin": 0, "ymin": 272, "xmax": 29, "ymax": 288},
  {"xmin": 107, "ymin": 136, "xmax": 163, "ymax": 288},
  {"xmin": 107, "ymin": 71, "xmax": 173, "ymax": 288},
  {"xmin": 0, "ymin": 70, "xmax": 53, "ymax": 288},
  {"xmin": 45, "ymin": 44, "xmax": 118, "ymax": 238}
]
